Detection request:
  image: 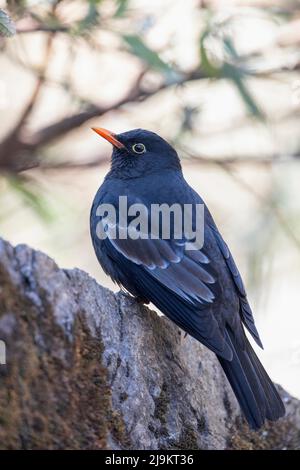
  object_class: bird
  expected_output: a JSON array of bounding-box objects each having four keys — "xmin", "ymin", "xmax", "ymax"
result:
[{"xmin": 90, "ymin": 127, "xmax": 285, "ymax": 430}]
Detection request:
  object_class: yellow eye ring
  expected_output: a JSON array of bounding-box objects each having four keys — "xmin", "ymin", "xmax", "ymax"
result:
[{"xmin": 132, "ymin": 143, "xmax": 146, "ymax": 154}]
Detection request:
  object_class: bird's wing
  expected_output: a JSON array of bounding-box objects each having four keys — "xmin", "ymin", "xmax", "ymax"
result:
[
  {"xmin": 99, "ymin": 212, "xmax": 233, "ymax": 359},
  {"xmin": 109, "ymin": 233, "xmax": 216, "ymax": 304},
  {"xmin": 208, "ymin": 222, "xmax": 263, "ymax": 348}
]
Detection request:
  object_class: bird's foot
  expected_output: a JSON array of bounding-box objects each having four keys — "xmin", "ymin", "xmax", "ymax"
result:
[
  {"xmin": 135, "ymin": 296, "xmax": 150, "ymax": 305},
  {"xmin": 178, "ymin": 330, "xmax": 188, "ymax": 346},
  {"xmin": 118, "ymin": 290, "xmax": 149, "ymax": 305},
  {"xmin": 119, "ymin": 290, "xmax": 134, "ymax": 302}
]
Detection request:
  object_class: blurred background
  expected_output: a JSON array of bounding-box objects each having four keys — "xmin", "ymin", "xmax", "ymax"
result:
[{"xmin": 0, "ymin": 0, "xmax": 300, "ymax": 398}]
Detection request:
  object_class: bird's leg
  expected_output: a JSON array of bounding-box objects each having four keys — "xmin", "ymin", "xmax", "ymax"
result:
[
  {"xmin": 119, "ymin": 289, "xmax": 134, "ymax": 302},
  {"xmin": 119, "ymin": 288, "xmax": 149, "ymax": 305},
  {"xmin": 135, "ymin": 296, "xmax": 150, "ymax": 305},
  {"xmin": 178, "ymin": 329, "xmax": 188, "ymax": 347}
]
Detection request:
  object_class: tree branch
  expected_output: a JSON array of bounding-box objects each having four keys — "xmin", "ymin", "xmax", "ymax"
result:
[
  {"xmin": 0, "ymin": 69, "xmax": 205, "ymax": 171},
  {"xmin": 0, "ymin": 33, "xmax": 54, "ymax": 170}
]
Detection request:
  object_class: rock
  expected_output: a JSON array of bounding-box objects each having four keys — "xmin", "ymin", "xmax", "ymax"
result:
[{"xmin": 0, "ymin": 238, "xmax": 299, "ymax": 450}]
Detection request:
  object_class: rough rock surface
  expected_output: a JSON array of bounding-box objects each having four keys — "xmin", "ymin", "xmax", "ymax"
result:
[{"xmin": 0, "ymin": 238, "xmax": 299, "ymax": 450}]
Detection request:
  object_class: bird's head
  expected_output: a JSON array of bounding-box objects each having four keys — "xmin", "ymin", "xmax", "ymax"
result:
[{"xmin": 92, "ymin": 127, "xmax": 181, "ymax": 178}]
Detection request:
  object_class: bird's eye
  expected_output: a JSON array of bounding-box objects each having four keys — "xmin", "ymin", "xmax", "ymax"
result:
[{"xmin": 132, "ymin": 143, "xmax": 146, "ymax": 154}]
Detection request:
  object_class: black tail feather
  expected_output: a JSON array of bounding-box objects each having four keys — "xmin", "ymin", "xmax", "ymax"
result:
[{"xmin": 218, "ymin": 329, "xmax": 285, "ymax": 430}]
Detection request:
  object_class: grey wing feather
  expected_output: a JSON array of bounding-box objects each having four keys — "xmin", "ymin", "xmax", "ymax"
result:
[
  {"xmin": 110, "ymin": 232, "xmax": 216, "ymax": 305},
  {"xmin": 210, "ymin": 224, "xmax": 263, "ymax": 348}
]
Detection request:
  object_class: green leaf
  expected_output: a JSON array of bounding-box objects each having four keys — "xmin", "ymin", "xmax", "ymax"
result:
[
  {"xmin": 0, "ymin": 9, "xmax": 16, "ymax": 37},
  {"xmin": 7, "ymin": 176, "xmax": 53, "ymax": 222},
  {"xmin": 200, "ymin": 30, "xmax": 264, "ymax": 119},
  {"xmin": 115, "ymin": 0, "xmax": 129, "ymax": 17},
  {"xmin": 223, "ymin": 36, "xmax": 239, "ymax": 61},
  {"xmin": 73, "ymin": 0, "xmax": 101, "ymax": 35},
  {"xmin": 123, "ymin": 34, "xmax": 172, "ymax": 73},
  {"xmin": 199, "ymin": 30, "xmax": 220, "ymax": 78},
  {"xmin": 222, "ymin": 63, "xmax": 264, "ymax": 119},
  {"xmin": 221, "ymin": 37, "xmax": 264, "ymax": 119}
]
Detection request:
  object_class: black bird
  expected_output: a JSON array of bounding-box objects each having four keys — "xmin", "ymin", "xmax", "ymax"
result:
[{"xmin": 90, "ymin": 127, "xmax": 285, "ymax": 429}]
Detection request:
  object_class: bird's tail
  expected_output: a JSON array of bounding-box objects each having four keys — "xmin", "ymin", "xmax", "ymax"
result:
[{"xmin": 218, "ymin": 328, "xmax": 285, "ymax": 430}]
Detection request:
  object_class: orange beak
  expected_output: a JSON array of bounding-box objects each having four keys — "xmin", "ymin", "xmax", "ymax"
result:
[{"xmin": 91, "ymin": 127, "xmax": 125, "ymax": 149}]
